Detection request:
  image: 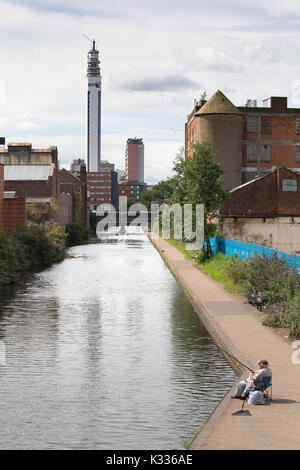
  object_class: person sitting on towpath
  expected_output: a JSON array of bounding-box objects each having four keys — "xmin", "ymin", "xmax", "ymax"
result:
[{"xmin": 231, "ymin": 359, "xmax": 272, "ymax": 399}]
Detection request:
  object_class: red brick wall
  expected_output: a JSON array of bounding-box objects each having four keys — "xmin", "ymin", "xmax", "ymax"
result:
[
  {"xmin": 186, "ymin": 117, "xmax": 199, "ymax": 158},
  {"xmin": 221, "ymin": 168, "xmax": 300, "ymax": 217},
  {"xmin": 0, "ymin": 165, "xmax": 4, "ymax": 229},
  {"xmin": 118, "ymin": 184, "xmax": 131, "ymax": 198},
  {"xmin": 5, "ymin": 180, "xmax": 52, "ymax": 197},
  {"xmin": 242, "ymin": 114, "xmax": 300, "ymax": 169},
  {"xmin": 2, "ymin": 198, "xmax": 26, "ymax": 233}
]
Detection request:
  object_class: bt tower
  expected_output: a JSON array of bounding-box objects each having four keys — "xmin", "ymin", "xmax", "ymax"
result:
[{"xmin": 87, "ymin": 40, "xmax": 101, "ymax": 172}]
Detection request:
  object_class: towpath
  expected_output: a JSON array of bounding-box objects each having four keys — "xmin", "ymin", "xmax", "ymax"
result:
[{"xmin": 150, "ymin": 235, "xmax": 300, "ymax": 450}]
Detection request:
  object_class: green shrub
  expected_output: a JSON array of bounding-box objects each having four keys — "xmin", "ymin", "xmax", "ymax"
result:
[
  {"xmin": 227, "ymin": 252, "xmax": 299, "ymax": 305},
  {"xmin": 65, "ymin": 223, "xmax": 89, "ymax": 246},
  {"xmin": 263, "ymin": 293, "xmax": 300, "ymax": 338},
  {"xmin": 45, "ymin": 221, "xmax": 68, "ymax": 252},
  {"xmin": 0, "ymin": 230, "xmax": 29, "ymax": 284},
  {"xmin": 12, "ymin": 224, "xmax": 64, "ymax": 268}
]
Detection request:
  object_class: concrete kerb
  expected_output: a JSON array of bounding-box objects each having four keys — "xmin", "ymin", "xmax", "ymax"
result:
[{"xmin": 148, "ymin": 234, "xmax": 252, "ymax": 448}]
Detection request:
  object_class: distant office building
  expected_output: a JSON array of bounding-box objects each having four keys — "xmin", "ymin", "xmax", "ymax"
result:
[
  {"xmin": 125, "ymin": 138, "xmax": 144, "ymax": 184},
  {"xmin": 100, "ymin": 160, "xmax": 115, "ymax": 172},
  {"xmin": 87, "ymin": 170, "xmax": 118, "ymax": 211},
  {"xmin": 118, "ymin": 181, "xmax": 146, "ymax": 201},
  {"xmin": 116, "ymin": 169, "xmax": 126, "ymax": 182},
  {"xmin": 87, "ymin": 40, "xmax": 102, "ymax": 172},
  {"xmin": 70, "ymin": 158, "xmax": 86, "ymax": 177}
]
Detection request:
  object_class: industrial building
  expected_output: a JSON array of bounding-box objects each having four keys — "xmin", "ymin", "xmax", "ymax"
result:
[
  {"xmin": 60, "ymin": 166, "xmax": 89, "ymax": 229},
  {"xmin": 0, "ymin": 143, "xmax": 88, "ymax": 230},
  {"xmin": 220, "ymin": 167, "xmax": 300, "ymax": 253},
  {"xmin": 186, "ymin": 90, "xmax": 300, "ymax": 190},
  {"xmin": 0, "ymin": 143, "xmax": 60, "ymax": 204}
]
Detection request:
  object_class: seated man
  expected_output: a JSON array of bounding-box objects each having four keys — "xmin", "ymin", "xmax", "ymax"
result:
[{"xmin": 231, "ymin": 359, "xmax": 272, "ymax": 399}]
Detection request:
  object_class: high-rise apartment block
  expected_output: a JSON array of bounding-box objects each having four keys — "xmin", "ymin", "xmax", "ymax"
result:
[
  {"xmin": 87, "ymin": 40, "xmax": 102, "ymax": 172},
  {"xmin": 125, "ymin": 138, "xmax": 144, "ymax": 184}
]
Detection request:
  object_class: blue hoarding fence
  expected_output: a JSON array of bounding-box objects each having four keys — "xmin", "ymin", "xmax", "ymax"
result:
[{"xmin": 209, "ymin": 237, "xmax": 300, "ymax": 275}]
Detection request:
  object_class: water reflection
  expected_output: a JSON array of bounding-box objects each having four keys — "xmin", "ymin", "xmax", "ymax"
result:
[{"xmin": 0, "ymin": 233, "xmax": 236, "ymax": 449}]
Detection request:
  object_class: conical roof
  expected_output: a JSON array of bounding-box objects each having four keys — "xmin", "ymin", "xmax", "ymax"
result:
[{"xmin": 195, "ymin": 90, "xmax": 242, "ymax": 116}]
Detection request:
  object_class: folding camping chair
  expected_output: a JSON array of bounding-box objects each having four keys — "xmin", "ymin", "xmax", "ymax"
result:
[
  {"xmin": 253, "ymin": 375, "xmax": 272, "ymax": 401},
  {"xmin": 233, "ymin": 376, "xmax": 272, "ymax": 415}
]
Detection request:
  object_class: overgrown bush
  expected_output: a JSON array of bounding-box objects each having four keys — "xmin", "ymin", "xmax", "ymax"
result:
[
  {"xmin": 0, "ymin": 224, "xmax": 66, "ymax": 287},
  {"xmin": 12, "ymin": 225, "xmax": 65, "ymax": 267},
  {"xmin": 65, "ymin": 223, "xmax": 89, "ymax": 246},
  {"xmin": 0, "ymin": 231, "xmax": 28, "ymax": 284},
  {"xmin": 221, "ymin": 252, "xmax": 300, "ymax": 337},
  {"xmin": 227, "ymin": 252, "xmax": 299, "ymax": 305},
  {"xmin": 45, "ymin": 221, "xmax": 68, "ymax": 252},
  {"xmin": 263, "ymin": 294, "xmax": 300, "ymax": 338}
]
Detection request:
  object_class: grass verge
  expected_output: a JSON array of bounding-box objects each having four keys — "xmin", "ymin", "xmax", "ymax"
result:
[{"xmin": 166, "ymin": 239, "xmax": 243, "ymax": 295}]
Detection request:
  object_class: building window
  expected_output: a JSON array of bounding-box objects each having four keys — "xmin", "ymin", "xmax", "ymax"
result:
[
  {"xmin": 247, "ymin": 116, "xmax": 258, "ymax": 133},
  {"xmin": 296, "ymin": 118, "xmax": 300, "ymax": 134},
  {"xmin": 247, "ymin": 144, "xmax": 258, "ymax": 161},
  {"xmin": 282, "ymin": 179, "xmax": 297, "ymax": 192},
  {"xmin": 261, "ymin": 117, "xmax": 272, "ymax": 135},
  {"xmin": 296, "ymin": 145, "xmax": 300, "ymax": 163},
  {"xmin": 261, "ymin": 144, "xmax": 271, "ymax": 162}
]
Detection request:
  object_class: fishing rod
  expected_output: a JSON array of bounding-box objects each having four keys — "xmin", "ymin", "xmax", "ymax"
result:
[{"xmin": 215, "ymin": 344, "xmax": 253, "ymax": 372}]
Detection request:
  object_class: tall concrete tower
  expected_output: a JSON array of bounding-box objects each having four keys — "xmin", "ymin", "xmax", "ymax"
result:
[{"xmin": 87, "ymin": 40, "xmax": 101, "ymax": 172}]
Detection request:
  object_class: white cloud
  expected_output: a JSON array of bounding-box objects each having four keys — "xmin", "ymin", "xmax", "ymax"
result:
[{"xmin": 1, "ymin": 0, "xmax": 300, "ymax": 182}]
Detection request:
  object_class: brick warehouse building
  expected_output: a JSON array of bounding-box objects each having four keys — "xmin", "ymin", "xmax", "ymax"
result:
[
  {"xmin": 186, "ymin": 90, "xmax": 300, "ymax": 190},
  {"xmin": 220, "ymin": 167, "xmax": 300, "ymax": 253},
  {"xmin": 60, "ymin": 166, "xmax": 89, "ymax": 229},
  {"xmin": 0, "ymin": 143, "xmax": 60, "ymax": 206}
]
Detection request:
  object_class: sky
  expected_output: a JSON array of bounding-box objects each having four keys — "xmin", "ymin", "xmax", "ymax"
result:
[{"xmin": 1, "ymin": 1, "xmax": 300, "ymax": 183}]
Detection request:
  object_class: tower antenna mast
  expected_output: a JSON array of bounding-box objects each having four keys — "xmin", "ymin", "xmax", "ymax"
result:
[
  {"xmin": 82, "ymin": 34, "xmax": 96, "ymax": 50},
  {"xmin": 82, "ymin": 33, "xmax": 93, "ymax": 43}
]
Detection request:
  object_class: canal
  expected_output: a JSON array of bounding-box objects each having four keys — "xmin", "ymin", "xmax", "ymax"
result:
[{"xmin": 0, "ymin": 230, "xmax": 236, "ymax": 449}]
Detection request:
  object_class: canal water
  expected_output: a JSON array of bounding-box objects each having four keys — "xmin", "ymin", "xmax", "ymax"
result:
[{"xmin": 0, "ymin": 230, "xmax": 236, "ymax": 449}]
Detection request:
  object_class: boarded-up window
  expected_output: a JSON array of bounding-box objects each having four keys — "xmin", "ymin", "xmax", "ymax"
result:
[
  {"xmin": 247, "ymin": 144, "xmax": 258, "ymax": 161},
  {"xmin": 296, "ymin": 118, "xmax": 300, "ymax": 134},
  {"xmin": 247, "ymin": 116, "xmax": 258, "ymax": 133},
  {"xmin": 296, "ymin": 145, "xmax": 300, "ymax": 162},
  {"xmin": 261, "ymin": 144, "xmax": 271, "ymax": 162}
]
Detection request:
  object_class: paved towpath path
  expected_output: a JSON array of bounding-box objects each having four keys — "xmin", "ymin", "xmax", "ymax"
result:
[{"xmin": 150, "ymin": 235, "xmax": 300, "ymax": 450}]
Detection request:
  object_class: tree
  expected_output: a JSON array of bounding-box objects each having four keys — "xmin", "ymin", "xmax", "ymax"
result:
[
  {"xmin": 172, "ymin": 139, "xmax": 228, "ymax": 258},
  {"xmin": 152, "ymin": 178, "xmax": 177, "ymax": 202},
  {"xmin": 139, "ymin": 189, "xmax": 153, "ymax": 210}
]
